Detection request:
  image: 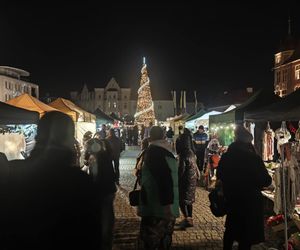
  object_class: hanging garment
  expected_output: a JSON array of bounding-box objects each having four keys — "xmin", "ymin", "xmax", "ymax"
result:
[
  {"xmin": 262, "ymin": 127, "xmax": 275, "ymax": 161},
  {"xmin": 287, "ymin": 144, "xmax": 300, "ymax": 215},
  {"xmin": 296, "ymin": 127, "xmax": 300, "ymax": 142},
  {"xmin": 275, "ymin": 125, "xmax": 291, "ymax": 154},
  {"xmin": 273, "ymin": 167, "xmax": 282, "ymax": 215}
]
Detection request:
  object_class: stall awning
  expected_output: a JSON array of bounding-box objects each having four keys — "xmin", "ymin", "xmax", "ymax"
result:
[
  {"xmin": 185, "ymin": 109, "xmax": 206, "ymax": 122},
  {"xmin": 6, "ymin": 93, "xmax": 57, "ymax": 117},
  {"xmin": 0, "ymin": 101, "xmax": 39, "ymax": 124},
  {"xmin": 49, "ymin": 98, "xmax": 96, "ymax": 123},
  {"xmin": 245, "ymin": 88, "xmax": 300, "ymax": 122},
  {"xmin": 210, "ymin": 88, "xmax": 280, "ymax": 125},
  {"xmin": 94, "ymin": 108, "xmax": 114, "ymax": 124}
]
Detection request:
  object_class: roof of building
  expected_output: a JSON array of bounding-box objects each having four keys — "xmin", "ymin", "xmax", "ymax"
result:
[
  {"xmin": 0, "ymin": 66, "xmax": 30, "ymax": 77},
  {"xmin": 283, "ymin": 41, "xmax": 300, "ymax": 64},
  {"xmin": 276, "ymin": 35, "xmax": 297, "ymax": 53}
]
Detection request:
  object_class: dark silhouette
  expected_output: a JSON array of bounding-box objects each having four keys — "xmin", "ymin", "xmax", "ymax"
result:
[
  {"xmin": 193, "ymin": 125, "xmax": 208, "ymax": 172},
  {"xmin": 107, "ymin": 128, "xmax": 122, "ymax": 185},
  {"xmin": 133, "ymin": 125, "xmax": 139, "ymax": 145},
  {"xmin": 84, "ymin": 137, "xmax": 117, "ymax": 250},
  {"xmin": 134, "ymin": 138, "xmax": 149, "ymax": 184},
  {"xmin": 0, "ymin": 152, "xmax": 9, "ymax": 185},
  {"xmin": 138, "ymin": 126, "xmax": 179, "ymax": 250},
  {"xmin": 217, "ymin": 125, "xmax": 272, "ymax": 250},
  {"xmin": 176, "ymin": 128, "xmax": 195, "ymax": 158},
  {"xmin": 7, "ymin": 111, "xmax": 99, "ymax": 249},
  {"xmin": 99, "ymin": 124, "xmax": 107, "ymax": 139},
  {"xmin": 178, "ymin": 149, "xmax": 199, "ymax": 229}
]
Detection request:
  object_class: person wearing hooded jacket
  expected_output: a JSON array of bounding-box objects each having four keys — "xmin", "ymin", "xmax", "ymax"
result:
[
  {"xmin": 217, "ymin": 125, "xmax": 272, "ymax": 250},
  {"xmin": 7, "ymin": 111, "xmax": 99, "ymax": 249},
  {"xmin": 138, "ymin": 126, "xmax": 179, "ymax": 250}
]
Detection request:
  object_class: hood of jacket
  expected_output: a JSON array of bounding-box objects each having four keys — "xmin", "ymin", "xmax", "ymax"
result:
[{"xmin": 150, "ymin": 139, "xmax": 173, "ymax": 154}]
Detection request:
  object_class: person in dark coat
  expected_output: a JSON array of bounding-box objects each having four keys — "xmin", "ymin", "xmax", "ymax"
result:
[
  {"xmin": 193, "ymin": 125, "xmax": 209, "ymax": 172},
  {"xmin": 176, "ymin": 128, "xmax": 195, "ymax": 158},
  {"xmin": 107, "ymin": 128, "xmax": 122, "ymax": 185},
  {"xmin": 178, "ymin": 149, "xmax": 199, "ymax": 229},
  {"xmin": 7, "ymin": 111, "xmax": 99, "ymax": 250},
  {"xmin": 84, "ymin": 136, "xmax": 117, "ymax": 250},
  {"xmin": 217, "ymin": 125, "xmax": 272, "ymax": 250},
  {"xmin": 134, "ymin": 137, "xmax": 149, "ymax": 184}
]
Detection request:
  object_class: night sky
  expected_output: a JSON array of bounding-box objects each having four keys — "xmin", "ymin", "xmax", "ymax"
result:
[{"xmin": 1, "ymin": 1, "xmax": 299, "ymax": 104}]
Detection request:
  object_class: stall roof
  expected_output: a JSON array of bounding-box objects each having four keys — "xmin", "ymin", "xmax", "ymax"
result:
[
  {"xmin": 209, "ymin": 88, "xmax": 280, "ymax": 125},
  {"xmin": 168, "ymin": 113, "xmax": 190, "ymax": 122},
  {"xmin": 6, "ymin": 93, "xmax": 57, "ymax": 117},
  {"xmin": 94, "ymin": 108, "xmax": 114, "ymax": 123},
  {"xmin": 110, "ymin": 112, "xmax": 123, "ymax": 122},
  {"xmin": 49, "ymin": 98, "xmax": 95, "ymax": 122},
  {"xmin": 0, "ymin": 101, "xmax": 39, "ymax": 125},
  {"xmin": 185, "ymin": 109, "xmax": 206, "ymax": 122},
  {"xmin": 245, "ymin": 88, "xmax": 300, "ymax": 122}
]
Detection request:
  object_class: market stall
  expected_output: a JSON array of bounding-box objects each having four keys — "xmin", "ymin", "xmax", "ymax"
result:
[
  {"xmin": 94, "ymin": 108, "xmax": 114, "ymax": 128},
  {"xmin": 0, "ymin": 101, "xmax": 39, "ymax": 160},
  {"xmin": 243, "ymin": 90, "xmax": 300, "ymax": 250},
  {"xmin": 185, "ymin": 110, "xmax": 221, "ymax": 132},
  {"xmin": 167, "ymin": 113, "xmax": 190, "ymax": 136},
  {"xmin": 6, "ymin": 93, "xmax": 57, "ymax": 117},
  {"xmin": 0, "ymin": 101, "xmax": 39, "ymax": 125},
  {"xmin": 48, "ymin": 98, "xmax": 96, "ymax": 144},
  {"xmin": 209, "ymin": 88, "xmax": 280, "ymax": 146}
]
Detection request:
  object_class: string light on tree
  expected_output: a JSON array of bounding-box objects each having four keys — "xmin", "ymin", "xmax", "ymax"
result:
[{"xmin": 134, "ymin": 57, "xmax": 155, "ymax": 125}]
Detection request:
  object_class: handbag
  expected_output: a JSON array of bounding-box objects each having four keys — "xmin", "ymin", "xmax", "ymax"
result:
[
  {"xmin": 208, "ymin": 182, "xmax": 227, "ymax": 217},
  {"xmin": 129, "ymin": 177, "xmax": 140, "ymax": 206}
]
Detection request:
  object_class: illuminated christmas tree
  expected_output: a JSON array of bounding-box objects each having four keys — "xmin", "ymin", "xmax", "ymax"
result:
[{"xmin": 134, "ymin": 57, "xmax": 155, "ymax": 125}]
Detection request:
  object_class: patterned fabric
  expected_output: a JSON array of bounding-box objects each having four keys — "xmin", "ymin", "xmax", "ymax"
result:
[
  {"xmin": 140, "ymin": 216, "xmax": 175, "ymax": 250},
  {"xmin": 193, "ymin": 131, "xmax": 208, "ymax": 145}
]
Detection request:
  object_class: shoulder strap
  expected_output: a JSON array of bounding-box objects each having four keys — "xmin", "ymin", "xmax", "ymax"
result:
[{"xmin": 133, "ymin": 177, "xmax": 139, "ymax": 191}]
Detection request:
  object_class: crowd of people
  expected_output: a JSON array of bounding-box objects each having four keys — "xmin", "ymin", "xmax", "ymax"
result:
[
  {"xmin": 135, "ymin": 124, "xmax": 271, "ymax": 250},
  {"xmin": 0, "ymin": 112, "xmax": 272, "ymax": 250}
]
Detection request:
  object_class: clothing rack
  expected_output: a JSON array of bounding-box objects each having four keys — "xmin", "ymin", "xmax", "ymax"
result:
[{"xmin": 280, "ymin": 144, "xmax": 288, "ymax": 250}]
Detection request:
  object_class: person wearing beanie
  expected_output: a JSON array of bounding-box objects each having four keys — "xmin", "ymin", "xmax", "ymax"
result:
[
  {"xmin": 138, "ymin": 126, "xmax": 179, "ymax": 250},
  {"xmin": 193, "ymin": 125, "xmax": 209, "ymax": 172},
  {"xmin": 216, "ymin": 125, "xmax": 271, "ymax": 250}
]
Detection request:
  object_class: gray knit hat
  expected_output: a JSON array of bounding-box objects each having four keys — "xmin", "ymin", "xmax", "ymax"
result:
[{"xmin": 234, "ymin": 125, "xmax": 253, "ymax": 143}]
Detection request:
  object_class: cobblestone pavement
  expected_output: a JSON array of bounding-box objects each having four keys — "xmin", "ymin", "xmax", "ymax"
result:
[{"xmin": 113, "ymin": 149, "xmax": 276, "ymax": 250}]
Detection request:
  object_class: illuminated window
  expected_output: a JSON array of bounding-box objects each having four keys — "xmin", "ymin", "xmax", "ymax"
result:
[
  {"xmin": 113, "ymin": 102, "xmax": 117, "ymax": 108},
  {"xmin": 275, "ymin": 54, "xmax": 281, "ymax": 64},
  {"xmin": 295, "ymin": 65, "xmax": 300, "ymax": 80}
]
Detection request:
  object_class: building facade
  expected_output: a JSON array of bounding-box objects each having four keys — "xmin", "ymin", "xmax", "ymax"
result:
[
  {"xmin": 274, "ymin": 32, "xmax": 300, "ymax": 97},
  {"xmin": 70, "ymin": 78, "xmax": 131, "ymax": 115},
  {"xmin": 0, "ymin": 66, "xmax": 39, "ymax": 102},
  {"xmin": 71, "ymin": 78, "xmax": 178, "ymax": 121}
]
